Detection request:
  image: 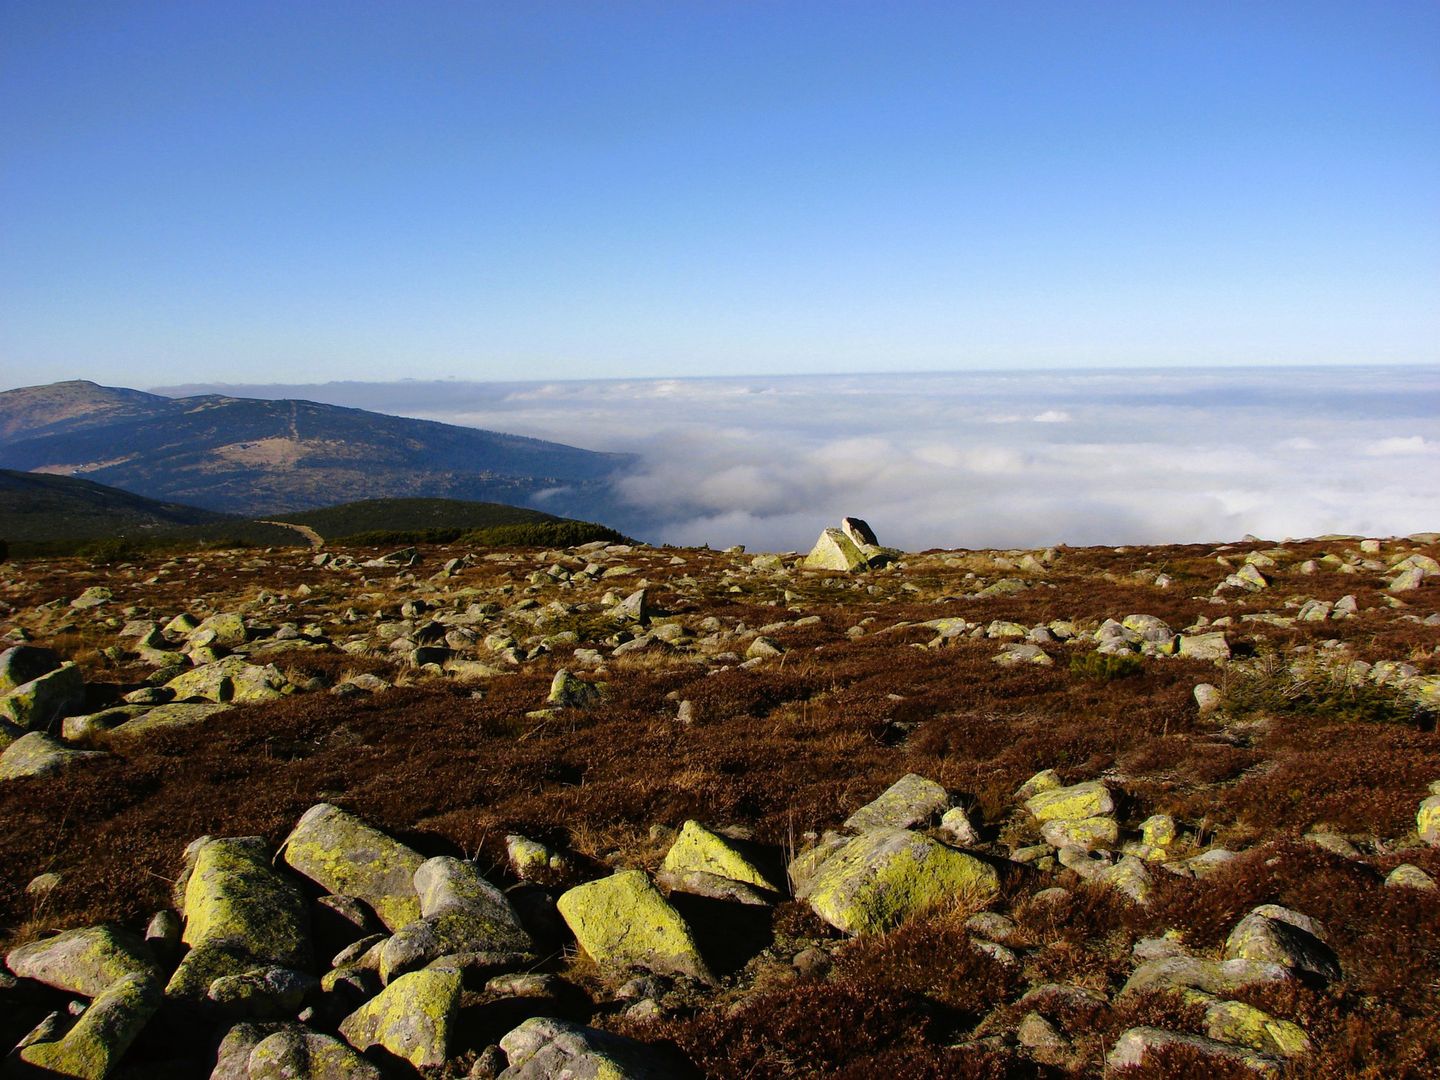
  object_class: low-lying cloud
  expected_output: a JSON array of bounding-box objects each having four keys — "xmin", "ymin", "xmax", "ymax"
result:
[{"xmin": 157, "ymin": 367, "xmax": 1440, "ymax": 551}]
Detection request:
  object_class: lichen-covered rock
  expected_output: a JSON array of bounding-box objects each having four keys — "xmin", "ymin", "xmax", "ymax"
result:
[
  {"xmin": 547, "ymin": 668, "xmax": 603, "ymax": 709},
  {"xmin": 338, "ymin": 966, "xmax": 461, "ymax": 1068},
  {"xmin": 246, "ymin": 1025, "xmax": 383, "ymax": 1080},
  {"xmin": 1101, "ymin": 854, "xmax": 1154, "ymax": 904},
  {"xmin": 0, "ymin": 662, "xmax": 86, "ymax": 731},
  {"xmin": 1418, "ymin": 794, "xmax": 1440, "ymax": 846},
  {"xmin": 1224, "ymin": 906, "xmax": 1339, "ymax": 983},
  {"xmin": 802, "ymin": 528, "xmax": 875, "ymax": 572},
  {"xmin": 557, "ymin": 870, "xmax": 715, "ymax": 984},
  {"xmin": 94, "ymin": 701, "xmax": 232, "ymax": 744},
  {"xmin": 6, "ymin": 925, "xmax": 157, "ymax": 997},
  {"xmin": 505, "ymin": 834, "xmax": 565, "ymax": 881},
  {"xmin": 1107, "ymin": 1026, "xmax": 1280, "ymax": 1074},
  {"xmin": 165, "ymin": 657, "xmax": 287, "ymax": 704},
  {"xmin": 1205, "ymin": 998, "xmax": 1311, "ymax": 1058},
  {"xmin": 61, "ymin": 705, "xmax": 150, "ymax": 744},
  {"xmin": 16, "ymin": 971, "xmax": 160, "ymax": 1078},
  {"xmin": 280, "ymin": 803, "xmax": 424, "ymax": 931},
  {"xmin": 0, "ymin": 731, "xmax": 108, "ymax": 780},
  {"xmin": 69, "ymin": 586, "xmax": 113, "ymax": 610},
  {"xmin": 379, "ymin": 856, "xmax": 534, "ymax": 982},
  {"xmin": 1041, "ymin": 815, "xmax": 1118, "ymax": 852},
  {"xmin": 189, "ymin": 612, "xmax": 248, "ymax": 649},
  {"xmin": 208, "ymin": 966, "xmax": 318, "ymax": 1019},
  {"xmin": 939, "ymin": 805, "xmax": 981, "ymax": 847},
  {"xmin": 497, "ymin": 1016, "xmax": 681, "ymax": 1079},
  {"xmin": 1385, "ymin": 863, "xmax": 1438, "ymax": 891},
  {"xmin": 1122, "ymin": 955, "xmax": 1293, "ymax": 998},
  {"xmin": 1177, "ymin": 632, "xmax": 1230, "ymax": 661},
  {"xmin": 167, "ymin": 836, "xmax": 311, "ymax": 1000},
  {"xmin": 797, "ymin": 827, "xmax": 999, "ymax": 935},
  {"xmin": 655, "ymin": 868, "xmax": 776, "ymax": 906},
  {"xmin": 660, "ymin": 820, "xmax": 780, "ymax": 891},
  {"xmin": 0, "ymin": 645, "xmax": 60, "ymax": 694},
  {"xmin": 993, "ymin": 642, "xmax": 1053, "ymax": 666},
  {"xmin": 1024, "ymin": 780, "xmax": 1114, "ymax": 823},
  {"xmin": 1015, "ymin": 769, "xmax": 1062, "ymax": 801},
  {"xmin": 1194, "ymin": 683, "xmax": 1222, "ymax": 714}
]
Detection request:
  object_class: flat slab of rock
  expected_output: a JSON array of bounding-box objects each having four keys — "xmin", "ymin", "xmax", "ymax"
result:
[
  {"xmin": 843, "ymin": 773, "xmax": 950, "ymax": 833},
  {"xmin": 166, "ymin": 657, "xmax": 286, "ymax": 704},
  {"xmin": 498, "ymin": 1016, "xmax": 685, "ymax": 1079},
  {"xmin": 6, "ymin": 924, "xmax": 157, "ymax": 997},
  {"xmin": 0, "ymin": 731, "xmax": 108, "ymax": 780},
  {"xmin": 557, "ymin": 869, "xmax": 715, "ymax": 984},
  {"xmin": 168, "ymin": 836, "xmax": 311, "ymax": 1000},
  {"xmin": 796, "ymin": 828, "xmax": 999, "ymax": 935},
  {"xmin": 1106, "ymin": 1025, "xmax": 1280, "ymax": 1074},
  {"xmin": 95, "ymin": 702, "xmax": 234, "ymax": 746},
  {"xmin": 1024, "ymin": 780, "xmax": 1114, "ymax": 823},
  {"xmin": 659, "ymin": 820, "xmax": 780, "ymax": 892},
  {"xmin": 339, "ymin": 966, "xmax": 460, "ymax": 1069},
  {"xmin": 1122, "ymin": 955, "xmax": 1293, "ymax": 998},
  {"xmin": 281, "ymin": 803, "xmax": 424, "ymax": 931}
]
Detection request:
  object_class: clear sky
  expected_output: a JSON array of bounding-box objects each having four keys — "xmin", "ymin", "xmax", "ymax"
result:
[{"xmin": 2, "ymin": 1, "xmax": 1437, "ymax": 389}]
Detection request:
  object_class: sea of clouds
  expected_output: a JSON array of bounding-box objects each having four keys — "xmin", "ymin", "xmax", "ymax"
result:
[{"xmin": 158, "ymin": 367, "xmax": 1440, "ymax": 552}]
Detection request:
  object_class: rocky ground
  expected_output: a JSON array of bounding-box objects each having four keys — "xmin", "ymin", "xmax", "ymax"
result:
[{"xmin": 1, "ymin": 522, "xmax": 1438, "ymax": 1078}]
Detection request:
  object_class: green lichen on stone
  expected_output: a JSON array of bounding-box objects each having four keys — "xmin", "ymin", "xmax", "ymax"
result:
[
  {"xmin": 167, "ymin": 835, "xmax": 309, "ymax": 999},
  {"xmin": 0, "ymin": 731, "xmax": 108, "ymax": 780},
  {"xmin": 1418, "ymin": 794, "xmax": 1440, "ymax": 846},
  {"xmin": 338, "ymin": 967, "xmax": 461, "ymax": 1068},
  {"xmin": 281, "ymin": 802, "xmax": 424, "ymax": 931},
  {"xmin": 660, "ymin": 820, "xmax": 780, "ymax": 892},
  {"xmin": 1024, "ymin": 780, "xmax": 1114, "ymax": 823},
  {"xmin": 1205, "ymin": 998, "xmax": 1311, "ymax": 1058},
  {"xmin": 18, "ymin": 972, "xmax": 160, "ymax": 1079},
  {"xmin": 248, "ymin": 1028, "xmax": 382, "ymax": 1080},
  {"xmin": 95, "ymin": 702, "xmax": 231, "ymax": 745},
  {"xmin": 842, "ymin": 773, "xmax": 950, "ymax": 833},
  {"xmin": 557, "ymin": 869, "xmax": 715, "ymax": 984},
  {"xmin": 0, "ymin": 662, "xmax": 85, "ymax": 731},
  {"xmin": 165, "ymin": 657, "xmax": 286, "ymax": 704},
  {"xmin": 798, "ymin": 828, "xmax": 999, "ymax": 935},
  {"xmin": 6, "ymin": 925, "xmax": 156, "ymax": 998}
]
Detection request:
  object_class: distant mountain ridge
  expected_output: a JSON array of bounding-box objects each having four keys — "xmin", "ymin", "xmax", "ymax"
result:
[{"xmin": 0, "ymin": 380, "xmax": 631, "ymax": 517}]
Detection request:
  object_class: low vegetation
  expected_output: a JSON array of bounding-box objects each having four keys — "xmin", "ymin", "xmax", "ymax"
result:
[{"xmin": 0, "ymin": 527, "xmax": 1437, "ymax": 1076}]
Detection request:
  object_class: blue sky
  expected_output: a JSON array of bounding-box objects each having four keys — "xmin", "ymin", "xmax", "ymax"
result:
[{"xmin": 2, "ymin": 1, "xmax": 1437, "ymax": 389}]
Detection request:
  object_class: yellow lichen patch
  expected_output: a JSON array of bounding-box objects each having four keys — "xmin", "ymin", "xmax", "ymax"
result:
[
  {"xmin": 660, "ymin": 820, "xmax": 780, "ymax": 892},
  {"xmin": 798, "ymin": 828, "xmax": 999, "ymax": 935},
  {"xmin": 557, "ymin": 869, "xmax": 715, "ymax": 985},
  {"xmin": 338, "ymin": 967, "xmax": 461, "ymax": 1068},
  {"xmin": 281, "ymin": 803, "xmax": 424, "ymax": 931},
  {"xmin": 19, "ymin": 972, "xmax": 160, "ymax": 1079},
  {"xmin": 1206, "ymin": 999, "xmax": 1311, "ymax": 1058},
  {"xmin": 1024, "ymin": 780, "xmax": 1114, "ymax": 823}
]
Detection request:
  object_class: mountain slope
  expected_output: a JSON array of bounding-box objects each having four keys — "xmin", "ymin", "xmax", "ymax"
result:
[
  {"xmin": 0, "ymin": 468, "xmax": 239, "ymax": 542},
  {"xmin": 0, "ymin": 381, "xmax": 631, "ymax": 517}
]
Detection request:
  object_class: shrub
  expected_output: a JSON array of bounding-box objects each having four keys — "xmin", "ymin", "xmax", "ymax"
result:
[{"xmin": 1222, "ymin": 652, "xmax": 1432, "ymax": 728}]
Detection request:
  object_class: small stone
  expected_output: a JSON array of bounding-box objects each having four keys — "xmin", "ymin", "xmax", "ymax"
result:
[{"xmin": 939, "ymin": 806, "xmax": 981, "ymax": 847}]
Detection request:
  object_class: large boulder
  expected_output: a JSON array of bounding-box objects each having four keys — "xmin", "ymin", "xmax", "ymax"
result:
[
  {"xmin": 338, "ymin": 967, "xmax": 461, "ymax": 1069},
  {"xmin": 166, "ymin": 657, "xmax": 287, "ymax": 704},
  {"xmin": 379, "ymin": 856, "xmax": 534, "ymax": 982},
  {"xmin": 94, "ymin": 701, "xmax": 232, "ymax": 745},
  {"xmin": 167, "ymin": 836, "xmax": 311, "ymax": 1000},
  {"xmin": 843, "ymin": 773, "xmax": 950, "ymax": 832},
  {"xmin": 658, "ymin": 820, "xmax": 780, "ymax": 892},
  {"xmin": 281, "ymin": 803, "xmax": 425, "ymax": 931},
  {"xmin": 498, "ymin": 1016, "xmax": 684, "ymax": 1079},
  {"xmin": 0, "ymin": 645, "xmax": 60, "ymax": 694},
  {"xmin": 796, "ymin": 828, "xmax": 999, "ymax": 935},
  {"xmin": 0, "ymin": 731, "xmax": 108, "ymax": 780},
  {"xmin": 0, "ymin": 662, "xmax": 86, "ymax": 732},
  {"xmin": 6, "ymin": 925, "xmax": 157, "ymax": 997},
  {"xmin": 15, "ymin": 971, "xmax": 160, "ymax": 1078},
  {"xmin": 556, "ymin": 870, "xmax": 715, "ymax": 984},
  {"xmin": 803, "ymin": 528, "xmax": 881, "ymax": 572}
]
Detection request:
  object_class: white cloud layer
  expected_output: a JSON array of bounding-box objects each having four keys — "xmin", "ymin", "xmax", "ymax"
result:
[{"xmin": 158, "ymin": 367, "xmax": 1440, "ymax": 550}]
